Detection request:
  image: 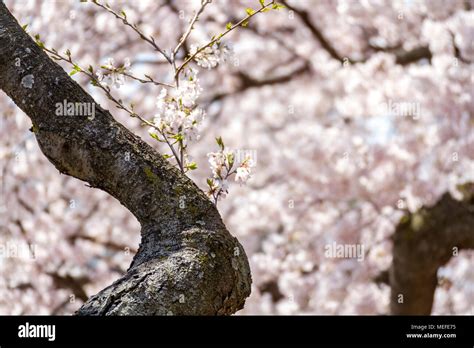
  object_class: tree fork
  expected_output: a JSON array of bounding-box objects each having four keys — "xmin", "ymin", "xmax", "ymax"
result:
[
  {"xmin": 0, "ymin": 1, "xmax": 251, "ymax": 315},
  {"xmin": 390, "ymin": 189, "xmax": 474, "ymax": 315}
]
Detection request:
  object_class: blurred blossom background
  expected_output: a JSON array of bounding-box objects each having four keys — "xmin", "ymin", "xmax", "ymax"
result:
[{"xmin": 0, "ymin": 0, "xmax": 473, "ymax": 314}]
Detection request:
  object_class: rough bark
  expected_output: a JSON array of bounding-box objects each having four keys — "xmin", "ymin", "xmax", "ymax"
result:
[
  {"xmin": 390, "ymin": 188, "xmax": 474, "ymax": 315},
  {"xmin": 0, "ymin": 2, "xmax": 251, "ymax": 315}
]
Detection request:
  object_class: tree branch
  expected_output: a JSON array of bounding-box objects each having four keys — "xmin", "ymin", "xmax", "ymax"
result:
[
  {"xmin": 0, "ymin": 2, "xmax": 251, "ymax": 315},
  {"xmin": 206, "ymin": 61, "xmax": 310, "ymax": 104},
  {"xmin": 91, "ymin": 0, "xmax": 172, "ymax": 64},
  {"xmin": 281, "ymin": 0, "xmax": 345, "ymax": 62},
  {"xmin": 281, "ymin": 0, "xmax": 432, "ymax": 66},
  {"xmin": 390, "ymin": 189, "xmax": 474, "ymax": 314}
]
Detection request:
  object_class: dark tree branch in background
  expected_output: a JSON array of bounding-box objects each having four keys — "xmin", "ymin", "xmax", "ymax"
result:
[
  {"xmin": 450, "ymin": 32, "xmax": 472, "ymax": 64},
  {"xmin": 68, "ymin": 233, "xmax": 137, "ymax": 254},
  {"xmin": 0, "ymin": 2, "xmax": 251, "ymax": 315},
  {"xmin": 464, "ymin": 0, "xmax": 472, "ymax": 11},
  {"xmin": 236, "ymin": 63, "xmax": 310, "ymax": 88},
  {"xmin": 206, "ymin": 62, "xmax": 310, "ymax": 104},
  {"xmin": 202, "ymin": 22, "xmax": 313, "ymax": 105},
  {"xmin": 390, "ymin": 188, "xmax": 474, "ymax": 315},
  {"xmin": 280, "ymin": 0, "xmax": 345, "ymax": 62},
  {"xmin": 281, "ymin": 0, "xmax": 433, "ymax": 66},
  {"xmin": 393, "ymin": 46, "xmax": 432, "ymax": 65},
  {"xmin": 47, "ymin": 272, "xmax": 90, "ymax": 302}
]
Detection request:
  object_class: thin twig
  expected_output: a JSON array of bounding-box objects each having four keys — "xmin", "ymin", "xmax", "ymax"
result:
[
  {"xmin": 91, "ymin": 0, "xmax": 172, "ymax": 64},
  {"xmin": 101, "ymin": 67, "xmax": 174, "ymax": 87},
  {"xmin": 173, "ymin": 0, "xmax": 211, "ymax": 57}
]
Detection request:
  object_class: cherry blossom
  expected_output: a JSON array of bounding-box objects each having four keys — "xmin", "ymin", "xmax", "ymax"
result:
[
  {"xmin": 96, "ymin": 57, "xmax": 131, "ymax": 88},
  {"xmin": 1, "ymin": 0, "xmax": 472, "ymax": 316},
  {"xmin": 189, "ymin": 43, "xmax": 233, "ymax": 69}
]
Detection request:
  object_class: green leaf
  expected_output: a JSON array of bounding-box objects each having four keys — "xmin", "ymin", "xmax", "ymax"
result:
[
  {"xmin": 149, "ymin": 132, "xmax": 162, "ymax": 142},
  {"xmin": 69, "ymin": 65, "xmax": 81, "ymax": 76},
  {"xmin": 120, "ymin": 9, "xmax": 127, "ymax": 18},
  {"xmin": 272, "ymin": 3, "xmax": 286, "ymax": 10},
  {"xmin": 259, "ymin": 0, "xmax": 265, "ymax": 7},
  {"xmin": 227, "ymin": 152, "xmax": 234, "ymax": 166},
  {"xmin": 34, "ymin": 34, "xmax": 44, "ymax": 48},
  {"xmin": 171, "ymin": 133, "xmax": 184, "ymax": 142},
  {"xmin": 226, "ymin": 22, "xmax": 232, "ymax": 30},
  {"xmin": 245, "ymin": 8, "xmax": 255, "ymax": 15},
  {"xmin": 22, "ymin": 24, "xmax": 29, "ymax": 31},
  {"xmin": 241, "ymin": 20, "xmax": 249, "ymax": 27},
  {"xmin": 34, "ymin": 34, "xmax": 45, "ymax": 49},
  {"xmin": 88, "ymin": 65, "xmax": 94, "ymax": 73},
  {"xmin": 207, "ymin": 178, "xmax": 214, "ymax": 187},
  {"xmin": 215, "ymin": 136, "xmax": 225, "ymax": 150},
  {"xmin": 186, "ymin": 162, "xmax": 198, "ymax": 170}
]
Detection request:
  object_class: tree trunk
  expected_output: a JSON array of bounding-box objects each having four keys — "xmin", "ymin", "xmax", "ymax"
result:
[
  {"xmin": 390, "ymin": 189, "xmax": 474, "ymax": 314},
  {"xmin": 0, "ymin": 2, "xmax": 251, "ymax": 315}
]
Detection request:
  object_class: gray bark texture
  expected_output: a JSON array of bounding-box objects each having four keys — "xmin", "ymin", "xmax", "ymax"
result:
[
  {"xmin": 390, "ymin": 188, "xmax": 474, "ymax": 315},
  {"xmin": 0, "ymin": 1, "xmax": 251, "ymax": 315}
]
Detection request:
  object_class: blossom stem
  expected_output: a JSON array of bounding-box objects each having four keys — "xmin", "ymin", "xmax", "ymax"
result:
[
  {"xmin": 100, "ymin": 67, "xmax": 174, "ymax": 87},
  {"xmin": 91, "ymin": 0, "xmax": 172, "ymax": 65},
  {"xmin": 172, "ymin": 0, "xmax": 211, "ymax": 58},
  {"xmin": 162, "ymin": 133, "xmax": 185, "ymax": 173}
]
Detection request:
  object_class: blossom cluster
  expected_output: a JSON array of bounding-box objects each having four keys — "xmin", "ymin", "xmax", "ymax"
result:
[
  {"xmin": 206, "ymin": 138, "xmax": 255, "ymax": 202},
  {"xmin": 148, "ymin": 69, "xmax": 206, "ymax": 146},
  {"xmin": 189, "ymin": 43, "xmax": 233, "ymax": 69},
  {"xmin": 96, "ymin": 57, "xmax": 131, "ymax": 88}
]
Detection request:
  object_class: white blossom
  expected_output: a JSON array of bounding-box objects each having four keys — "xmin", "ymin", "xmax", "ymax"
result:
[
  {"xmin": 175, "ymin": 77, "xmax": 202, "ymax": 107},
  {"xmin": 235, "ymin": 156, "xmax": 254, "ymax": 184},
  {"xmin": 206, "ymin": 147, "xmax": 254, "ymax": 202},
  {"xmin": 189, "ymin": 43, "xmax": 233, "ymax": 69},
  {"xmin": 149, "ymin": 73, "xmax": 205, "ymax": 145},
  {"xmin": 96, "ymin": 57, "xmax": 131, "ymax": 88}
]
